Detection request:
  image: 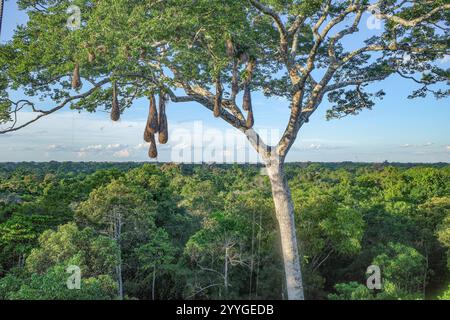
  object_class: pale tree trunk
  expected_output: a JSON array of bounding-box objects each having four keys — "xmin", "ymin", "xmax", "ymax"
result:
[
  {"xmin": 116, "ymin": 264, "xmax": 123, "ymax": 300},
  {"xmin": 266, "ymin": 161, "xmax": 305, "ymax": 300},
  {"xmin": 112, "ymin": 208, "xmax": 124, "ymax": 300}
]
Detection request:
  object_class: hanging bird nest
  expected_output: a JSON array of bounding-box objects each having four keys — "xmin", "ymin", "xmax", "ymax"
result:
[
  {"xmin": 226, "ymin": 38, "xmax": 235, "ymax": 58},
  {"xmin": 214, "ymin": 75, "xmax": 223, "ymax": 118},
  {"xmin": 148, "ymin": 94, "xmax": 159, "ymax": 133},
  {"xmin": 144, "ymin": 94, "xmax": 159, "ymax": 142},
  {"xmin": 143, "ymin": 91, "xmax": 170, "ymax": 159},
  {"xmin": 148, "ymin": 132, "xmax": 158, "ymax": 159},
  {"xmin": 88, "ymin": 51, "xmax": 96, "ymax": 63},
  {"xmin": 111, "ymin": 81, "xmax": 120, "ymax": 122},
  {"xmin": 96, "ymin": 45, "xmax": 107, "ymax": 54},
  {"xmin": 245, "ymin": 57, "xmax": 256, "ymax": 83},
  {"xmin": 143, "ymin": 126, "xmax": 153, "ymax": 143},
  {"xmin": 139, "ymin": 47, "xmax": 146, "ymax": 60},
  {"xmin": 158, "ymin": 93, "xmax": 169, "ymax": 144},
  {"xmin": 71, "ymin": 63, "xmax": 81, "ymax": 89},
  {"xmin": 123, "ymin": 45, "xmax": 132, "ymax": 60}
]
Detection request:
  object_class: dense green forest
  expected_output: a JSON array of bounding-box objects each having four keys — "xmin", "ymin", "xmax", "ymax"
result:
[{"xmin": 0, "ymin": 162, "xmax": 449, "ymax": 300}]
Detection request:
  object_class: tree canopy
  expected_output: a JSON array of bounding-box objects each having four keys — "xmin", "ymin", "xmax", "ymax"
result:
[
  {"xmin": 0, "ymin": 0, "xmax": 448, "ymax": 161},
  {"xmin": 0, "ymin": 162, "xmax": 449, "ymax": 300}
]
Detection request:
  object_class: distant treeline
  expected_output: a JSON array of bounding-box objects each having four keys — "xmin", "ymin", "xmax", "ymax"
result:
[{"xmin": 0, "ymin": 161, "xmax": 448, "ymax": 175}]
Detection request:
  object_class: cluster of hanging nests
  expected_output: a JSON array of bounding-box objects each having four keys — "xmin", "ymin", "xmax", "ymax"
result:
[
  {"xmin": 221, "ymin": 38, "xmax": 256, "ymax": 129},
  {"xmin": 70, "ymin": 38, "xmax": 255, "ymax": 159}
]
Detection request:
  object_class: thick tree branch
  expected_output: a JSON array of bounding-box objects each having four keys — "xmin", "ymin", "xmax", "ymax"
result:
[
  {"xmin": 279, "ymin": 2, "xmax": 360, "ymax": 158},
  {"xmin": 328, "ymin": 7, "xmax": 364, "ymax": 63},
  {"xmin": 342, "ymin": 43, "xmax": 428, "ymax": 63},
  {"xmin": 249, "ymin": 0, "xmax": 288, "ymax": 57},
  {"xmin": 295, "ymin": 2, "xmax": 359, "ymax": 89}
]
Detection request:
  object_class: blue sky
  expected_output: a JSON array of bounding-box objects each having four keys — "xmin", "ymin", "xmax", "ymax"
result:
[{"xmin": 0, "ymin": 1, "xmax": 449, "ymax": 163}]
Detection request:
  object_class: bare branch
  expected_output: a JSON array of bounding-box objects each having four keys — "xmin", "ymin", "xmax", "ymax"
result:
[
  {"xmin": 312, "ymin": 0, "xmax": 332, "ymax": 41},
  {"xmin": 165, "ymin": 88, "xmax": 195, "ymax": 103},
  {"xmin": 296, "ymin": 3, "xmax": 359, "ymax": 88},
  {"xmin": 288, "ymin": 14, "xmax": 306, "ymax": 35},
  {"xmin": 324, "ymin": 74, "xmax": 390, "ymax": 93},
  {"xmin": 375, "ymin": 3, "xmax": 450, "ymax": 27},
  {"xmin": 185, "ymin": 283, "xmax": 222, "ymax": 300},
  {"xmin": 328, "ymin": 6, "xmax": 364, "ymax": 63},
  {"xmin": 290, "ymin": 16, "xmax": 307, "ymax": 57},
  {"xmin": 0, "ymin": 78, "xmax": 111, "ymax": 134}
]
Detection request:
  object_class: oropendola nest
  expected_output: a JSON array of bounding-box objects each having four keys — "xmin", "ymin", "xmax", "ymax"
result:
[
  {"xmin": 88, "ymin": 51, "xmax": 96, "ymax": 63},
  {"xmin": 148, "ymin": 94, "xmax": 159, "ymax": 134},
  {"xmin": 71, "ymin": 63, "xmax": 81, "ymax": 90},
  {"xmin": 158, "ymin": 93, "xmax": 169, "ymax": 145},
  {"xmin": 148, "ymin": 133, "xmax": 158, "ymax": 159},
  {"xmin": 214, "ymin": 76, "xmax": 223, "ymax": 118},
  {"xmin": 144, "ymin": 94, "xmax": 157, "ymax": 142},
  {"xmin": 111, "ymin": 81, "xmax": 120, "ymax": 122},
  {"xmin": 143, "ymin": 92, "xmax": 171, "ymax": 159},
  {"xmin": 226, "ymin": 38, "xmax": 235, "ymax": 58}
]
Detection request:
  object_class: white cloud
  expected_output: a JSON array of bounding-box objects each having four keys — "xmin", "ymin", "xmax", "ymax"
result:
[
  {"xmin": 46, "ymin": 144, "xmax": 67, "ymax": 152},
  {"xmin": 106, "ymin": 143, "xmax": 127, "ymax": 150},
  {"xmin": 294, "ymin": 142, "xmax": 347, "ymax": 151},
  {"xmin": 134, "ymin": 143, "xmax": 148, "ymax": 150},
  {"xmin": 400, "ymin": 142, "xmax": 435, "ymax": 149},
  {"xmin": 307, "ymin": 143, "xmax": 322, "ymax": 150},
  {"xmin": 77, "ymin": 151, "xmax": 88, "ymax": 158},
  {"xmin": 81, "ymin": 144, "xmax": 103, "ymax": 151},
  {"xmin": 400, "ymin": 142, "xmax": 435, "ymax": 148},
  {"xmin": 113, "ymin": 149, "xmax": 130, "ymax": 158}
]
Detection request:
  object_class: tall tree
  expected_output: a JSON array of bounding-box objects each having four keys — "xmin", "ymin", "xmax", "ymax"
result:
[
  {"xmin": 0, "ymin": 1, "xmax": 448, "ymax": 299},
  {"xmin": 136, "ymin": 228, "xmax": 176, "ymax": 300},
  {"xmin": 76, "ymin": 180, "xmax": 155, "ymax": 299},
  {"xmin": 185, "ymin": 211, "xmax": 251, "ymax": 299}
]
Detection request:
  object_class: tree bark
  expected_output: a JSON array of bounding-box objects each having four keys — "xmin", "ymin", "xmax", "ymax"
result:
[
  {"xmin": 112, "ymin": 208, "xmax": 124, "ymax": 300},
  {"xmin": 116, "ymin": 264, "xmax": 123, "ymax": 300},
  {"xmin": 266, "ymin": 161, "xmax": 305, "ymax": 300}
]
